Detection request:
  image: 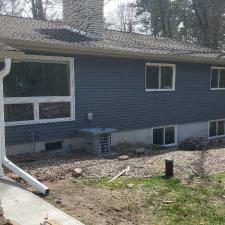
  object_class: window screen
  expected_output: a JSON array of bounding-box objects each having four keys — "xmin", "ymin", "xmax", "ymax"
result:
[
  {"xmin": 153, "ymin": 128, "xmax": 164, "ymax": 145},
  {"xmin": 211, "ymin": 69, "xmax": 219, "ymax": 88},
  {"xmin": 3, "ymin": 57, "xmax": 74, "ymax": 125},
  {"xmin": 146, "ymin": 64, "xmax": 174, "ymax": 90},
  {"xmin": 153, "ymin": 126, "xmax": 176, "ymax": 146},
  {"xmin": 4, "ymin": 104, "xmax": 34, "ymax": 122},
  {"xmin": 209, "ymin": 121, "xmax": 217, "ymax": 137},
  {"xmin": 218, "ymin": 121, "xmax": 225, "ymax": 136},
  {"xmin": 209, "ymin": 120, "xmax": 225, "ymax": 138},
  {"xmin": 211, "ymin": 68, "xmax": 225, "ymax": 89},
  {"xmin": 165, "ymin": 127, "xmax": 175, "ymax": 145},
  {"xmin": 146, "ymin": 66, "xmax": 159, "ymax": 89},
  {"xmin": 161, "ymin": 67, "xmax": 173, "ymax": 89},
  {"xmin": 4, "ymin": 62, "xmax": 70, "ymax": 97},
  {"xmin": 220, "ymin": 70, "xmax": 225, "ymax": 88},
  {"xmin": 39, "ymin": 102, "xmax": 70, "ymax": 119}
]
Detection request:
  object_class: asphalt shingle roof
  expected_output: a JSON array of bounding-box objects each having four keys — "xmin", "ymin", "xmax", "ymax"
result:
[
  {"xmin": 0, "ymin": 15, "xmax": 224, "ymax": 63},
  {"xmin": 0, "ymin": 42, "xmax": 18, "ymax": 52}
]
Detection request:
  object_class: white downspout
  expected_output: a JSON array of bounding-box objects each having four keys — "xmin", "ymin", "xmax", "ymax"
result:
[{"xmin": 0, "ymin": 58, "xmax": 49, "ymax": 195}]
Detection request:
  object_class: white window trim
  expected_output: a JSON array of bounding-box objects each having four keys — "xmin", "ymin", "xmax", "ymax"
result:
[
  {"xmin": 210, "ymin": 66, "xmax": 225, "ymax": 90},
  {"xmin": 208, "ymin": 119, "xmax": 225, "ymax": 139},
  {"xmin": 151, "ymin": 125, "xmax": 177, "ymax": 147},
  {"xmin": 4, "ymin": 55, "xmax": 75, "ymax": 126},
  {"xmin": 145, "ymin": 63, "xmax": 176, "ymax": 92}
]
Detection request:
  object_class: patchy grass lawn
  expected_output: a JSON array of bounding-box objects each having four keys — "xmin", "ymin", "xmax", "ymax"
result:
[{"xmin": 45, "ymin": 174, "xmax": 225, "ymax": 225}]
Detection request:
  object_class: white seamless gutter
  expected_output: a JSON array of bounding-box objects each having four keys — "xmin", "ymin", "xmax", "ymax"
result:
[
  {"xmin": 0, "ymin": 58, "xmax": 49, "ymax": 195},
  {"xmin": 2, "ymin": 38, "xmax": 225, "ymax": 65}
]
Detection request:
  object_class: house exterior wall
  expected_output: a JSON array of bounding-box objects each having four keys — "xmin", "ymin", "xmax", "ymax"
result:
[
  {"xmin": 5, "ymin": 55, "xmax": 225, "ymax": 150},
  {"xmin": 111, "ymin": 121, "xmax": 209, "ymax": 146}
]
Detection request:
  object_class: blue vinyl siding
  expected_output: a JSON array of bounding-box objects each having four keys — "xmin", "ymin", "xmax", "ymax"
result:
[{"xmin": 5, "ymin": 55, "xmax": 225, "ymax": 145}]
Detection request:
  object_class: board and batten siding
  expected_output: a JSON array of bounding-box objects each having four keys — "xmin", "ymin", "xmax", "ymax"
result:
[{"xmin": 5, "ymin": 55, "xmax": 225, "ymax": 145}]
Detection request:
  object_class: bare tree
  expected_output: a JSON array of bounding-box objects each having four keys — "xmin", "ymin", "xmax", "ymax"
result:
[
  {"xmin": 30, "ymin": 0, "xmax": 45, "ymax": 19},
  {"xmin": 107, "ymin": 2, "xmax": 137, "ymax": 32},
  {"xmin": 0, "ymin": 0, "xmax": 22, "ymax": 16},
  {"xmin": 0, "ymin": 0, "xmax": 61, "ymax": 20},
  {"xmin": 23, "ymin": 0, "xmax": 61, "ymax": 20},
  {"xmin": 0, "ymin": 0, "xmax": 6, "ymax": 13}
]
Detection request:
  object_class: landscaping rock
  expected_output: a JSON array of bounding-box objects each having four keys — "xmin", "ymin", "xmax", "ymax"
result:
[
  {"xmin": 207, "ymin": 138, "xmax": 225, "ymax": 149},
  {"xmin": 118, "ymin": 155, "xmax": 129, "ymax": 160},
  {"xmin": 127, "ymin": 183, "xmax": 134, "ymax": 188},
  {"xmin": 135, "ymin": 148, "xmax": 146, "ymax": 154},
  {"xmin": 27, "ymin": 187, "xmax": 37, "ymax": 193},
  {"xmin": 179, "ymin": 137, "xmax": 206, "ymax": 151},
  {"xmin": 8, "ymin": 141, "xmax": 225, "ymax": 183},
  {"xmin": 72, "ymin": 168, "xmax": 83, "ymax": 178},
  {"xmin": 55, "ymin": 199, "xmax": 62, "ymax": 205},
  {"xmin": 8, "ymin": 173, "xmax": 20, "ymax": 180}
]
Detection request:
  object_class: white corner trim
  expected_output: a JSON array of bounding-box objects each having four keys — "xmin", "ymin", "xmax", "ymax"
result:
[
  {"xmin": 4, "ymin": 55, "xmax": 75, "ymax": 126},
  {"xmin": 145, "ymin": 63, "xmax": 176, "ymax": 92}
]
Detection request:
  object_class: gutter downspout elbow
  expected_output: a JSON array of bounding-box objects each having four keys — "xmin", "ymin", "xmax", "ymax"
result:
[{"xmin": 0, "ymin": 58, "xmax": 11, "ymax": 78}]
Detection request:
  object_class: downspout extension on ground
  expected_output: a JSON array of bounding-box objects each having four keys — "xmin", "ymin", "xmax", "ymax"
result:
[{"xmin": 0, "ymin": 58, "xmax": 49, "ymax": 195}]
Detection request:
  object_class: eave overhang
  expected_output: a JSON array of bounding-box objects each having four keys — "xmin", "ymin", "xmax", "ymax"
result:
[{"xmin": 1, "ymin": 38, "xmax": 224, "ymax": 65}]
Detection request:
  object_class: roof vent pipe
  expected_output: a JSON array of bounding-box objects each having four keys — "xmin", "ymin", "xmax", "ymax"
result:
[{"xmin": 0, "ymin": 58, "xmax": 49, "ymax": 195}]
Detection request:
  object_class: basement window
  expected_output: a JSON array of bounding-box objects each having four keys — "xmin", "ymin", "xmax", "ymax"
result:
[
  {"xmin": 152, "ymin": 126, "xmax": 177, "ymax": 146},
  {"xmin": 3, "ymin": 55, "xmax": 75, "ymax": 126},
  {"xmin": 211, "ymin": 67, "xmax": 225, "ymax": 90},
  {"xmin": 45, "ymin": 141, "xmax": 63, "ymax": 151},
  {"xmin": 145, "ymin": 63, "xmax": 176, "ymax": 91},
  {"xmin": 209, "ymin": 120, "xmax": 225, "ymax": 138}
]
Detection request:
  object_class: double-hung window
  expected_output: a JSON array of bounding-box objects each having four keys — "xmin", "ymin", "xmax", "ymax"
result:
[
  {"xmin": 152, "ymin": 126, "xmax": 177, "ymax": 146},
  {"xmin": 209, "ymin": 120, "xmax": 225, "ymax": 138},
  {"xmin": 211, "ymin": 67, "xmax": 225, "ymax": 90},
  {"xmin": 3, "ymin": 55, "xmax": 75, "ymax": 126},
  {"xmin": 145, "ymin": 63, "xmax": 176, "ymax": 91}
]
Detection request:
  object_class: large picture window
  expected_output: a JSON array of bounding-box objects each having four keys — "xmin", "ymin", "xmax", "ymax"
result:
[
  {"xmin": 152, "ymin": 126, "xmax": 177, "ymax": 146},
  {"xmin": 211, "ymin": 67, "xmax": 225, "ymax": 90},
  {"xmin": 145, "ymin": 63, "xmax": 176, "ymax": 91},
  {"xmin": 3, "ymin": 55, "xmax": 75, "ymax": 126}
]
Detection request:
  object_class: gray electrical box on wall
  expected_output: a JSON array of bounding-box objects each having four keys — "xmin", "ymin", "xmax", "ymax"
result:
[{"xmin": 87, "ymin": 112, "xmax": 93, "ymax": 120}]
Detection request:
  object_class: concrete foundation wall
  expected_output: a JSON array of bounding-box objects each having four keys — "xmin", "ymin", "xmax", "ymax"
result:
[
  {"xmin": 112, "ymin": 121, "xmax": 209, "ymax": 146},
  {"xmin": 177, "ymin": 121, "xmax": 208, "ymax": 143},
  {"xmin": 6, "ymin": 137, "xmax": 85, "ymax": 155},
  {"xmin": 7, "ymin": 121, "xmax": 210, "ymax": 155},
  {"xmin": 111, "ymin": 128, "xmax": 152, "ymax": 145}
]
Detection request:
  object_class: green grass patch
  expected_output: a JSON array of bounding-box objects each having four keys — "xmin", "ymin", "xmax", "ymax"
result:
[
  {"xmin": 80, "ymin": 174, "xmax": 225, "ymax": 225},
  {"xmin": 81, "ymin": 176, "xmax": 181, "ymax": 190}
]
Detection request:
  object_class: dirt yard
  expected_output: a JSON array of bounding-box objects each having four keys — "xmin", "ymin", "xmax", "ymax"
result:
[
  {"xmin": 7, "ymin": 145, "xmax": 225, "ymax": 225},
  {"xmin": 8, "ymin": 147, "xmax": 225, "ymax": 182},
  {"xmin": 44, "ymin": 175, "xmax": 225, "ymax": 225},
  {"xmin": 44, "ymin": 177, "xmax": 155, "ymax": 225}
]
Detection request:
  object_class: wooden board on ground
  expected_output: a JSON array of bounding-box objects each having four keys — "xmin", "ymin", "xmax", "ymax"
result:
[
  {"xmin": 37, "ymin": 220, "xmax": 62, "ymax": 225},
  {"xmin": 47, "ymin": 220, "xmax": 63, "ymax": 225},
  {"xmin": 10, "ymin": 221, "xmax": 21, "ymax": 225}
]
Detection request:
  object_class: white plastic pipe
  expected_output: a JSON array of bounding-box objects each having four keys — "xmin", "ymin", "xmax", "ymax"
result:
[{"xmin": 0, "ymin": 58, "xmax": 49, "ymax": 195}]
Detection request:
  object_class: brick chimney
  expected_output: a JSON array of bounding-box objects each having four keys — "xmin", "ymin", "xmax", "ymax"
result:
[{"xmin": 63, "ymin": 0, "xmax": 104, "ymax": 39}]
